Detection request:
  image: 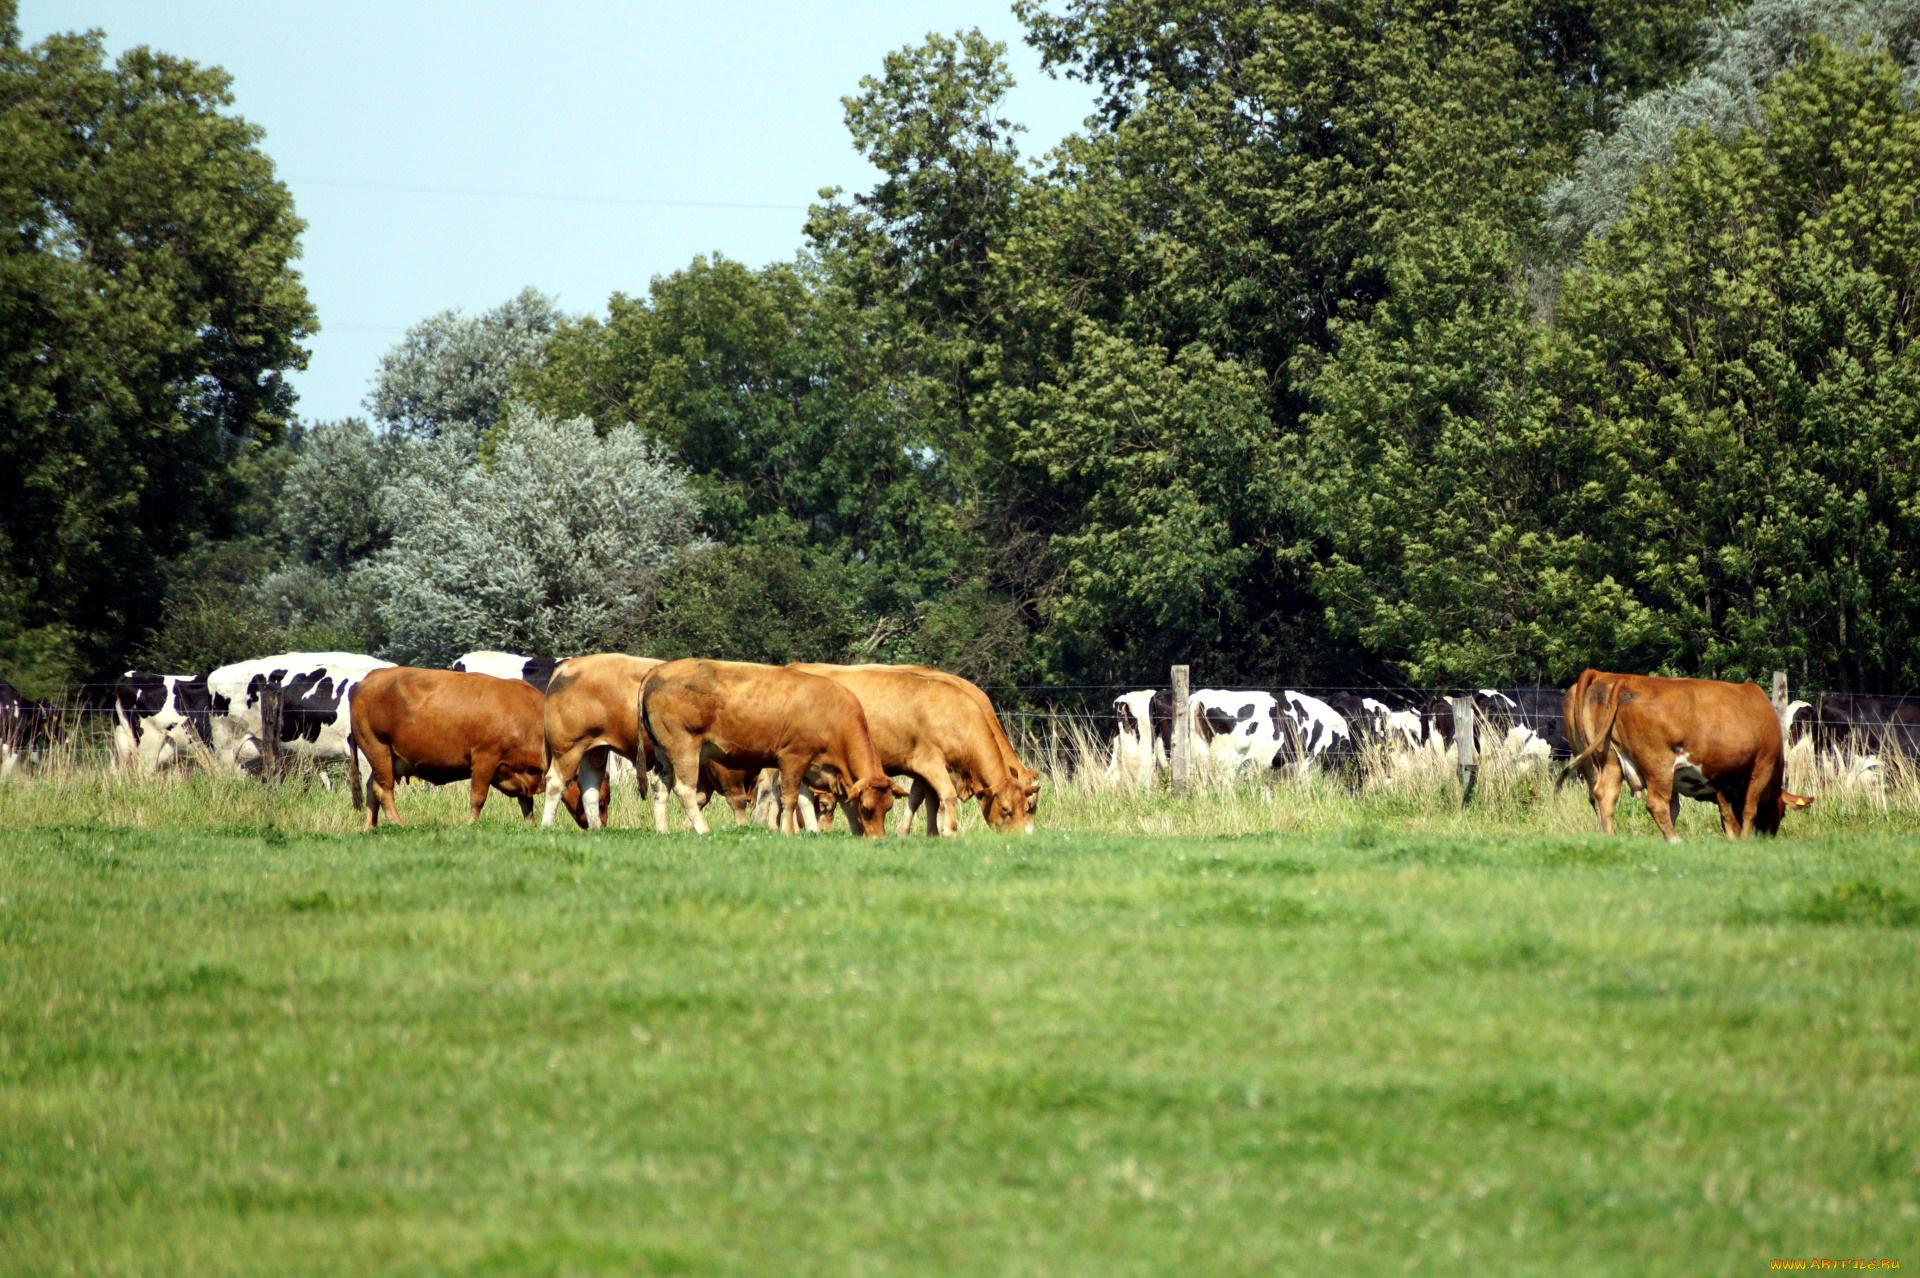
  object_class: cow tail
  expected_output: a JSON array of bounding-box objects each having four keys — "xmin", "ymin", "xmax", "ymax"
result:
[
  {"xmin": 634, "ymin": 683, "xmax": 656, "ymax": 799},
  {"xmin": 1555, "ymin": 680, "xmax": 1626, "ymax": 791}
]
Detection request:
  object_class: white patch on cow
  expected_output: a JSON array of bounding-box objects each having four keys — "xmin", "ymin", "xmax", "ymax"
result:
[
  {"xmin": 1109, "ymin": 690, "xmax": 1161, "ymax": 786},
  {"xmin": 450, "ymin": 650, "xmax": 532, "ymax": 681},
  {"xmin": 1670, "ymin": 750, "xmax": 1718, "ymax": 800},
  {"xmin": 1274, "ymin": 691, "xmax": 1352, "ymax": 779},
  {"xmin": 1360, "ymin": 697, "xmax": 1425, "ymax": 750},
  {"xmin": 113, "ymin": 672, "xmax": 207, "ymax": 774}
]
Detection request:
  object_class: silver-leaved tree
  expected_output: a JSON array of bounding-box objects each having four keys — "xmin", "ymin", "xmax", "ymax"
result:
[{"xmin": 355, "ymin": 407, "xmax": 704, "ymax": 664}]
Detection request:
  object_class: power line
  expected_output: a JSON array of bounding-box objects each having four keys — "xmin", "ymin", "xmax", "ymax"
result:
[{"xmin": 287, "ymin": 174, "xmax": 809, "ymax": 213}]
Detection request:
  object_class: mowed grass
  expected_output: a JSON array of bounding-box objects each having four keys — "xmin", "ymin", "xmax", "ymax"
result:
[{"xmin": 1, "ymin": 773, "xmax": 1918, "ymax": 1274}]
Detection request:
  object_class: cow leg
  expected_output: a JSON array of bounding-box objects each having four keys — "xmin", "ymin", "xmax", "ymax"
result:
[
  {"xmin": 1588, "ymin": 756, "xmax": 1624, "ymax": 835},
  {"xmin": 1738, "ymin": 766, "xmax": 1772, "ymax": 839},
  {"xmin": 664, "ymin": 750, "xmax": 710, "ymax": 835},
  {"xmin": 776, "ymin": 762, "xmax": 812, "ymax": 835},
  {"xmin": 518, "ymin": 795, "xmax": 536, "ymax": 821},
  {"xmin": 468, "ymin": 756, "xmax": 498, "ymax": 822},
  {"xmin": 347, "ymin": 745, "xmax": 365, "ymax": 811},
  {"xmin": 579, "ymin": 746, "xmax": 609, "ymax": 830},
  {"xmin": 541, "ymin": 744, "xmax": 587, "ymax": 828},
  {"xmin": 718, "ymin": 770, "xmax": 752, "ymax": 826},
  {"xmin": 362, "ymin": 741, "xmax": 399, "ymax": 831},
  {"xmin": 648, "ymin": 765, "xmax": 672, "ymax": 833},
  {"xmin": 1716, "ymin": 791, "xmax": 1741, "ymax": 838},
  {"xmin": 1643, "ymin": 777, "xmax": 1681, "ymax": 843},
  {"xmin": 899, "ymin": 778, "xmax": 932, "ymax": 836}
]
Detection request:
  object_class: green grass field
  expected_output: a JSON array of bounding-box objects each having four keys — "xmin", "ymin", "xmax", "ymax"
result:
[{"xmin": 2, "ymin": 770, "xmax": 1917, "ymax": 1274}]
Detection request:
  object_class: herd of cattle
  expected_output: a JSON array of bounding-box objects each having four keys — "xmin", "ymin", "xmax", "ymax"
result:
[
  {"xmin": 2, "ymin": 654, "xmax": 1919, "ymax": 838},
  {"xmin": 1, "ymin": 650, "xmax": 1038, "ymax": 836}
]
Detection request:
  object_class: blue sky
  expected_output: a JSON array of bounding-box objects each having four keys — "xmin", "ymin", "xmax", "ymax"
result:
[{"xmin": 21, "ymin": 2, "xmax": 1095, "ymax": 422}]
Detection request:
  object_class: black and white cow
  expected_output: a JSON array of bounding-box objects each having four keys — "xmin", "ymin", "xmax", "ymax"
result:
[
  {"xmin": 1792, "ymin": 693, "xmax": 1920, "ymax": 788},
  {"xmin": 1807, "ymin": 693, "xmax": 1920, "ymax": 759},
  {"xmin": 1420, "ymin": 688, "xmax": 1567, "ymax": 766},
  {"xmin": 1110, "ymin": 689, "xmax": 1169, "ymax": 785},
  {"xmin": 1192, "ymin": 689, "xmax": 1283, "ymax": 775},
  {"xmin": 206, "ymin": 652, "xmax": 395, "ymax": 791},
  {"xmin": 451, "ymin": 650, "xmax": 565, "ymax": 694},
  {"xmin": 1270, "ymin": 690, "xmax": 1356, "ymax": 776},
  {"xmin": 112, "ymin": 671, "xmax": 214, "ymax": 773},
  {"xmin": 1112, "ymin": 686, "xmax": 1359, "ymax": 782},
  {"xmin": 1, "ymin": 678, "xmax": 59, "ymax": 779}
]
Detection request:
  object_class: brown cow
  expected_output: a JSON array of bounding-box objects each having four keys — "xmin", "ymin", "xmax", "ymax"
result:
[
  {"xmin": 639, "ymin": 659, "xmax": 901, "ymax": 835},
  {"xmin": 540, "ymin": 653, "xmax": 762, "ymax": 831},
  {"xmin": 878, "ymin": 664, "xmax": 1040, "ymax": 832},
  {"xmin": 1557, "ymin": 670, "xmax": 1813, "ymax": 840},
  {"xmin": 538, "ymin": 653, "xmax": 667, "ymax": 830},
  {"xmin": 789, "ymin": 663, "xmax": 1036, "ymax": 835},
  {"xmin": 351, "ymin": 667, "xmax": 582, "ymax": 830}
]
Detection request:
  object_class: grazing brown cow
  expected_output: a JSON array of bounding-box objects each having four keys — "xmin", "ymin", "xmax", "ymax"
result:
[
  {"xmin": 639, "ymin": 659, "xmax": 901, "ymax": 835},
  {"xmin": 883, "ymin": 664, "xmax": 1041, "ymax": 832},
  {"xmin": 1557, "ymin": 670, "xmax": 1813, "ymax": 840},
  {"xmin": 539, "ymin": 653, "xmax": 665, "ymax": 830},
  {"xmin": 351, "ymin": 667, "xmax": 582, "ymax": 830},
  {"xmin": 540, "ymin": 653, "xmax": 760, "ymax": 831},
  {"xmin": 789, "ymin": 663, "xmax": 1037, "ymax": 835}
]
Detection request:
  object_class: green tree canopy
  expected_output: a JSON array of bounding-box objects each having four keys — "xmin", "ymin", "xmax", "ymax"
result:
[
  {"xmin": 0, "ymin": 15, "xmax": 313, "ymax": 674},
  {"xmin": 1309, "ymin": 40, "xmax": 1920, "ymax": 690},
  {"xmin": 521, "ymin": 254, "xmax": 968, "ymax": 602}
]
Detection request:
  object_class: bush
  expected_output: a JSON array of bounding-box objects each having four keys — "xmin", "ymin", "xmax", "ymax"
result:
[{"xmin": 634, "ymin": 535, "xmax": 870, "ymax": 665}]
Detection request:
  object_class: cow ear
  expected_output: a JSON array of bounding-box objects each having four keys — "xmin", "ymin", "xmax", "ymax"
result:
[{"xmin": 889, "ymin": 779, "xmax": 910, "ymax": 798}]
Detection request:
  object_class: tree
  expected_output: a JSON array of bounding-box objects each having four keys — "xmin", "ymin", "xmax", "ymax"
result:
[
  {"xmin": 1543, "ymin": 0, "xmax": 1920, "ymax": 245},
  {"xmin": 366, "ymin": 286, "xmax": 565, "ymax": 440},
  {"xmin": 1310, "ymin": 42, "xmax": 1920, "ymax": 689},
  {"xmin": 635, "ymin": 532, "xmax": 872, "ymax": 666},
  {"xmin": 1550, "ymin": 41, "xmax": 1920, "ymax": 688},
  {"xmin": 0, "ymin": 15, "xmax": 314, "ymax": 674},
  {"xmin": 522, "ymin": 255, "xmax": 968, "ymax": 601},
  {"xmin": 355, "ymin": 407, "xmax": 703, "ymax": 665},
  {"xmin": 277, "ymin": 419, "xmax": 415, "ymax": 571},
  {"xmin": 1004, "ymin": 322, "xmax": 1306, "ymax": 680}
]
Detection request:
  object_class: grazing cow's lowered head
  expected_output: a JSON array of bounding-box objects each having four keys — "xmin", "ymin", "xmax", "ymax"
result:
[
  {"xmin": 840, "ymin": 775, "xmax": 905, "ymax": 836},
  {"xmin": 980, "ymin": 770, "xmax": 1040, "ymax": 833}
]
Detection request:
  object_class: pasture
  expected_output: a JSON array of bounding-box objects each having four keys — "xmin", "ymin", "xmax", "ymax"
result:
[{"xmin": 2, "ymin": 759, "xmax": 1917, "ymax": 1275}]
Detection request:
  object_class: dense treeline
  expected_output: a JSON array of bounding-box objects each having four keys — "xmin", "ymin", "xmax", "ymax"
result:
[{"xmin": 9, "ymin": 0, "xmax": 1920, "ymax": 695}]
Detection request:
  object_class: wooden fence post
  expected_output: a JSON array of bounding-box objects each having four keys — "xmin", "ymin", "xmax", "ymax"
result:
[
  {"xmin": 1449, "ymin": 694, "xmax": 1478, "ymax": 805},
  {"xmin": 1170, "ymin": 664, "xmax": 1191, "ymax": 794},
  {"xmin": 259, "ymin": 683, "xmax": 284, "ymax": 782},
  {"xmin": 1772, "ymin": 669, "xmax": 1790, "ymax": 735}
]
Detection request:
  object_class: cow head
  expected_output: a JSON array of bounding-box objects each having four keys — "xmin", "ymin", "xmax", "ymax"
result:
[
  {"xmin": 842, "ymin": 775, "xmax": 904, "ymax": 836},
  {"xmin": 1755, "ymin": 788, "xmax": 1816, "ymax": 835},
  {"xmin": 980, "ymin": 770, "xmax": 1040, "ymax": 834}
]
